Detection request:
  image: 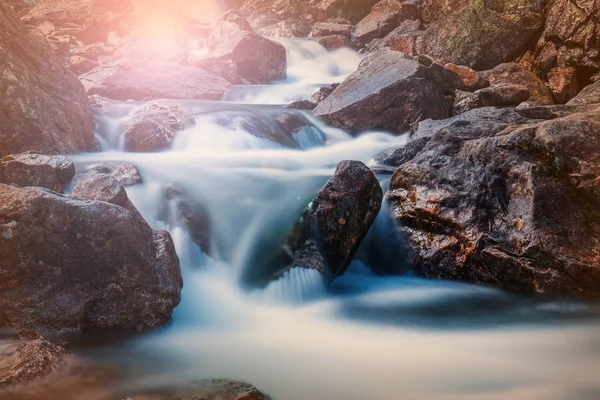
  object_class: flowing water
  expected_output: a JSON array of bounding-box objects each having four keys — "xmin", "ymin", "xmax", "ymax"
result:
[{"xmin": 63, "ymin": 39, "xmax": 600, "ymax": 400}]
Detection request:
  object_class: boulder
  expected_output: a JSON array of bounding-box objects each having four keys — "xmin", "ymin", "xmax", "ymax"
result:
[
  {"xmin": 548, "ymin": 67, "xmax": 580, "ymax": 104},
  {"xmin": 70, "ymin": 170, "xmax": 142, "ymax": 218},
  {"xmin": 22, "ymin": 0, "xmax": 134, "ymax": 35},
  {"xmin": 313, "ymin": 50, "xmax": 455, "ymax": 134},
  {"xmin": 191, "ymin": 21, "xmax": 287, "ymax": 84},
  {"xmin": 287, "ymin": 100, "xmax": 316, "ymax": 110},
  {"xmin": 479, "ymin": 63, "xmax": 554, "ymax": 105},
  {"xmin": 367, "ymin": 19, "xmax": 422, "ymax": 51},
  {"xmin": 354, "ymin": 0, "xmax": 422, "ymax": 45},
  {"xmin": 0, "ymin": 2, "xmax": 96, "ymax": 156},
  {"xmin": 289, "ymin": 160, "xmax": 383, "ymax": 280},
  {"xmin": 0, "ymin": 184, "xmax": 182, "ymax": 331},
  {"xmin": 418, "ymin": 0, "xmax": 544, "ymax": 70},
  {"xmin": 79, "ymin": 59, "xmax": 231, "ymax": 101},
  {"xmin": 568, "ymin": 81, "xmax": 600, "ymax": 106},
  {"xmin": 121, "ymin": 379, "xmax": 265, "ymax": 400},
  {"xmin": 0, "ymin": 332, "xmax": 69, "ymax": 389},
  {"xmin": 318, "ymin": 34, "xmax": 349, "ymax": 50},
  {"xmin": 123, "ymin": 101, "xmax": 186, "ymax": 153},
  {"xmin": 306, "ymin": 0, "xmax": 382, "ymax": 24},
  {"xmin": 219, "ymin": 9, "xmax": 253, "ymax": 31},
  {"xmin": 421, "ymin": 0, "xmax": 462, "ymax": 23},
  {"xmin": 68, "ymin": 55, "xmax": 99, "ymax": 75},
  {"xmin": 444, "ymin": 63, "xmax": 489, "ymax": 91},
  {"xmin": 0, "ymin": 153, "xmax": 75, "ymax": 193},
  {"xmin": 452, "ymin": 84, "xmax": 531, "ymax": 115},
  {"xmin": 83, "ymin": 163, "xmax": 143, "ymax": 186},
  {"xmin": 311, "ymin": 84, "xmax": 339, "ymax": 104},
  {"xmin": 310, "ymin": 19, "xmax": 351, "ymax": 38},
  {"xmin": 388, "ymin": 104, "xmax": 600, "ymax": 296},
  {"xmin": 257, "ymin": 18, "xmax": 312, "ymax": 37}
]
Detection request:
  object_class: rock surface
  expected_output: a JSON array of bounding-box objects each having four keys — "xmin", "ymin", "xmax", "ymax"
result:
[
  {"xmin": 123, "ymin": 101, "xmax": 186, "ymax": 152},
  {"xmin": 121, "ymin": 379, "xmax": 265, "ymax": 400},
  {"xmin": 313, "ymin": 50, "xmax": 457, "ymax": 134},
  {"xmin": 290, "ymin": 160, "xmax": 383, "ymax": 280},
  {"xmin": 83, "ymin": 163, "xmax": 143, "ymax": 186},
  {"xmin": 0, "ymin": 153, "xmax": 76, "ymax": 193},
  {"xmin": 568, "ymin": 81, "xmax": 600, "ymax": 106},
  {"xmin": 80, "ymin": 59, "xmax": 231, "ymax": 101},
  {"xmin": 354, "ymin": 0, "xmax": 421, "ymax": 45},
  {"xmin": 419, "ymin": 0, "xmax": 544, "ymax": 70},
  {"xmin": 0, "ymin": 2, "xmax": 96, "ymax": 155},
  {"xmin": 0, "ymin": 184, "xmax": 182, "ymax": 331},
  {"xmin": 479, "ymin": 63, "xmax": 554, "ymax": 105},
  {"xmin": 387, "ymin": 104, "xmax": 600, "ymax": 296},
  {"xmin": 192, "ymin": 20, "xmax": 287, "ymax": 84}
]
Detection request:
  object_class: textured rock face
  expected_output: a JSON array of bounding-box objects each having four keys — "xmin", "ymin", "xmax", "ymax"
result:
[
  {"xmin": 0, "ymin": 184, "xmax": 182, "ymax": 331},
  {"xmin": 80, "ymin": 59, "xmax": 231, "ymax": 101},
  {"xmin": 194, "ymin": 20, "xmax": 287, "ymax": 84},
  {"xmin": 452, "ymin": 84, "xmax": 531, "ymax": 115},
  {"xmin": 388, "ymin": 105, "xmax": 600, "ymax": 296},
  {"xmin": 291, "ymin": 160, "xmax": 383, "ymax": 280},
  {"xmin": 480, "ymin": 63, "xmax": 555, "ymax": 105},
  {"xmin": 0, "ymin": 2, "xmax": 96, "ymax": 156},
  {"xmin": 419, "ymin": 0, "xmax": 544, "ymax": 70},
  {"xmin": 548, "ymin": 66, "xmax": 579, "ymax": 104},
  {"xmin": 311, "ymin": 19, "xmax": 351, "ymax": 38},
  {"xmin": 0, "ymin": 153, "xmax": 76, "ymax": 193},
  {"xmin": 121, "ymin": 379, "xmax": 265, "ymax": 400},
  {"xmin": 123, "ymin": 101, "xmax": 186, "ymax": 152},
  {"xmin": 313, "ymin": 50, "xmax": 457, "ymax": 134},
  {"xmin": 0, "ymin": 332, "xmax": 69, "ymax": 389},
  {"xmin": 568, "ymin": 81, "xmax": 600, "ymax": 106},
  {"xmin": 83, "ymin": 163, "xmax": 143, "ymax": 186},
  {"xmin": 354, "ymin": 0, "xmax": 422, "ymax": 45},
  {"xmin": 318, "ymin": 34, "xmax": 349, "ymax": 50}
]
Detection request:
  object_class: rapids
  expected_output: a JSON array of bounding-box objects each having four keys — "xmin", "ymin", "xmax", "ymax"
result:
[{"xmin": 66, "ymin": 39, "xmax": 600, "ymax": 400}]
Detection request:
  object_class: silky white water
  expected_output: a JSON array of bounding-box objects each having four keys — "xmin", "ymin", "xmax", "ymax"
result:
[{"xmin": 67, "ymin": 39, "xmax": 600, "ymax": 400}]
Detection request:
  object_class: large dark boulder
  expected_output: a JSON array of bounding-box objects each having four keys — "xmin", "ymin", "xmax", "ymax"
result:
[
  {"xmin": 387, "ymin": 104, "xmax": 600, "ymax": 296},
  {"xmin": 123, "ymin": 101, "xmax": 186, "ymax": 152},
  {"xmin": 313, "ymin": 50, "xmax": 459, "ymax": 134},
  {"xmin": 0, "ymin": 153, "xmax": 75, "ymax": 193},
  {"xmin": 0, "ymin": 2, "xmax": 96, "ymax": 156},
  {"xmin": 80, "ymin": 59, "xmax": 231, "ymax": 101},
  {"xmin": 419, "ymin": 0, "xmax": 544, "ymax": 70},
  {"xmin": 290, "ymin": 160, "xmax": 383, "ymax": 281},
  {"xmin": 190, "ymin": 20, "xmax": 287, "ymax": 84},
  {"xmin": 354, "ymin": 0, "xmax": 422, "ymax": 45},
  {"xmin": 0, "ymin": 184, "xmax": 182, "ymax": 331}
]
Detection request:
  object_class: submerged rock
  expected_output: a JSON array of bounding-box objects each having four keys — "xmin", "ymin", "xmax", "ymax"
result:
[
  {"xmin": 0, "ymin": 184, "xmax": 182, "ymax": 331},
  {"xmin": 121, "ymin": 379, "xmax": 265, "ymax": 400},
  {"xmin": 388, "ymin": 104, "xmax": 600, "ymax": 296},
  {"xmin": 191, "ymin": 20, "xmax": 287, "ymax": 85},
  {"xmin": 0, "ymin": 2, "xmax": 96, "ymax": 155},
  {"xmin": 0, "ymin": 153, "xmax": 76, "ymax": 193},
  {"xmin": 290, "ymin": 160, "xmax": 383, "ymax": 280},
  {"xmin": 313, "ymin": 50, "xmax": 457, "ymax": 134},
  {"xmin": 80, "ymin": 59, "xmax": 231, "ymax": 101},
  {"xmin": 123, "ymin": 101, "xmax": 186, "ymax": 153}
]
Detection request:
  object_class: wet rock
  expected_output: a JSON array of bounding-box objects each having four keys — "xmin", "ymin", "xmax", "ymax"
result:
[
  {"xmin": 68, "ymin": 55, "xmax": 99, "ymax": 75},
  {"xmin": 318, "ymin": 34, "xmax": 349, "ymax": 50},
  {"xmin": 83, "ymin": 163, "xmax": 142, "ymax": 186},
  {"xmin": 71, "ymin": 170, "xmax": 141, "ymax": 218},
  {"xmin": 287, "ymin": 100, "xmax": 316, "ymax": 110},
  {"xmin": 0, "ymin": 332, "xmax": 69, "ymax": 389},
  {"xmin": 368, "ymin": 19, "xmax": 422, "ymax": 51},
  {"xmin": 419, "ymin": 0, "xmax": 544, "ymax": 70},
  {"xmin": 0, "ymin": 184, "xmax": 182, "ymax": 331},
  {"xmin": 548, "ymin": 67, "xmax": 580, "ymax": 104},
  {"xmin": 0, "ymin": 153, "xmax": 75, "ymax": 193},
  {"xmin": 257, "ymin": 18, "xmax": 312, "ymax": 37},
  {"xmin": 123, "ymin": 101, "xmax": 186, "ymax": 153},
  {"xmin": 0, "ymin": 2, "xmax": 96, "ymax": 156},
  {"xmin": 289, "ymin": 160, "xmax": 383, "ymax": 280},
  {"xmin": 311, "ymin": 84, "xmax": 339, "ymax": 104},
  {"xmin": 22, "ymin": 0, "xmax": 134, "ymax": 36},
  {"xmin": 354, "ymin": 0, "xmax": 422, "ymax": 45},
  {"xmin": 219, "ymin": 9, "xmax": 253, "ymax": 31},
  {"xmin": 80, "ymin": 59, "xmax": 231, "ymax": 101},
  {"xmin": 121, "ymin": 379, "xmax": 265, "ymax": 400},
  {"xmin": 479, "ymin": 63, "xmax": 554, "ymax": 105},
  {"xmin": 568, "ymin": 81, "xmax": 600, "ymax": 106},
  {"xmin": 313, "ymin": 50, "xmax": 454, "ymax": 134},
  {"xmin": 444, "ymin": 63, "xmax": 489, "ymax": 91},
  {"xmin": 310, "ymin": 19, "xmax": 351, "ymax": 38},
  {"xmin": 191, "ymin": 21, "xmax": 287, "ymax": 84},
  {"xmin": 388, "ymin": 104, "xmax": 600, "ymax": 296}
]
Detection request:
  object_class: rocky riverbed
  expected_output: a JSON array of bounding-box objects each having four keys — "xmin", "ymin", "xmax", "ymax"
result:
[{"xmin": 2, "ymin": 0, "xmax": 600, "ymax": 399}]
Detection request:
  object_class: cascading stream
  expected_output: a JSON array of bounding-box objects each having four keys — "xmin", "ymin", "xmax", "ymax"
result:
[{"xmin": 69, "ymin": 39, "xmax": 600, "ymax": 400}]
